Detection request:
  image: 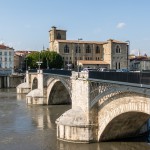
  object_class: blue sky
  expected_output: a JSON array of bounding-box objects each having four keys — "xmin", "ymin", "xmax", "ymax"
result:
[{"xmin": 0, "ymin": 0, "xmax": 150, "ymax": 55}]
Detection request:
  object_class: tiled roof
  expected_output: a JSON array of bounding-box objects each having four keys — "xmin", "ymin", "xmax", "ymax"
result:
[
  {"xmin": 78, "ymin": 60, "xmax": 109, "ymax": 65},
  {"xmin": 0, "ymin": 44, "xmax": 13, "ymax": 50},
  {"xmin": 56, "ymin": 40, "xmax": 107, "ymax": 44},
  {"xmin": 55, "ymin": 39, "xmax": 127, "ymax": 44}
]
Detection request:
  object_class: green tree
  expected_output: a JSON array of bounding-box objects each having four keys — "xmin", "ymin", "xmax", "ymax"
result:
[{"xmin": 25, "ymin": 51, "xmax": 63, "ymax": 69}]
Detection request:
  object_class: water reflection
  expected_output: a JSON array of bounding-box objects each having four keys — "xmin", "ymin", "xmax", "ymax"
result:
[
  {"xmin": 57, "ymin": 141, "xmax": 150, "ymax": 150},
  {"xmin": 16, "ymin": 94, "xmax": 26, "ymax": 101},
  {"xmin": 0, "ymin": 88, "xmax": 150, "ymax": 150},
  {"xmin": 27, "ymin": 105, "xmax": 71, "ymax": 130}
]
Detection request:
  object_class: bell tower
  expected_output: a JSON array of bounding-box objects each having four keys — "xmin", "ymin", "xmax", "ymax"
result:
[{"xmin": 49, "ymin": 26, "xmax": 67, "ymax": 51}]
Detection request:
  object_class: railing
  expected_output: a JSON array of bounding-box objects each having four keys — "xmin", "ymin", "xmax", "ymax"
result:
[
  {"xmin": 28, "ymin": 69, "xmax": 37, "ymax": 73},
  {"xmin": 43, "ymin": 69, "xmax": 72, "ymax": 76},
  {"xmin": 89, "ymin": 71, "xmax": 150, "ymax": 85}
]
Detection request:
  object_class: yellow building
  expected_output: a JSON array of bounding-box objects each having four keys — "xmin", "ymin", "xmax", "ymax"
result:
[{"xmin": 49, "ymin": 26, "xmax": 128, "ymax": 70}]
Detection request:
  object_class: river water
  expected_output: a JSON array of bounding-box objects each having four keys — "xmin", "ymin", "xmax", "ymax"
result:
[{"xmin": 0, "ymin": 88, "xmax": 150, "ymax": 150}]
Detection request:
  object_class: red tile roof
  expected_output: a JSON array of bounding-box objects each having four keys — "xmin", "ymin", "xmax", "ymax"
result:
[{"xmin": 0, "ymin": 44, "xmax": 13, "ymax": 50}]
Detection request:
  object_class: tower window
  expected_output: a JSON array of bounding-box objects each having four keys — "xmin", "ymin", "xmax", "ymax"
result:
[{"xmin": 57, "ymin": 33, "xmax": 61, "ymax": 39}]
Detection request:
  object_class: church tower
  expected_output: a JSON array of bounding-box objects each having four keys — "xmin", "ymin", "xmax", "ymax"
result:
[{"xmin": 49, "ymin": 26, "xmax": 67, "ymax": 50}]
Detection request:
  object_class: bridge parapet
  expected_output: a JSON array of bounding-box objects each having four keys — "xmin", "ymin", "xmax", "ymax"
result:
[{"xmin": 71, "ymin": 71, "xmax": 89, "ymax": 79}]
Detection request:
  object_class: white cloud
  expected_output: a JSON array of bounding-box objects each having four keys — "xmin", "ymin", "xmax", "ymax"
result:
[{"xmin": 116, "ymin": 22, "xmax": 126, "ymax": 29}]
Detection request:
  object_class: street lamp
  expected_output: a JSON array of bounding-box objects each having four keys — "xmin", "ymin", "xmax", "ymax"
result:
[
  {"xmin": 36, "ymin": 52, "xmax": 42, "ymax": 70},
  {"xmin": 25, "ymin": 57, "xmax": 28, "ymax": 70},
  {"xmin": 46, "ymin": 58, "xmax": 49, "ymax": 69},
  {"xmin": 77, "ymin": 38, "xmax": 82, "ymax": 74},
  {"xmin": 125, "ymin": 40, "xmax": 130, "ymax": 70}
]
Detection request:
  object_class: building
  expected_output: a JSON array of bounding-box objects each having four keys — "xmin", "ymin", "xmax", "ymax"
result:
[
  {"xmin": 49, "ymin": 26, "xmax": 129, "ymax": 70},
  {"xmin": 14, "ymin": 50, "xmax": 38, "ymax": 71},
  {"xmin": 0, "ymin": 44, "xmax": 14, "ymax": 74},
  {"xmin": 130, "ymin": 55, "xmax": 150, "ymax": 71}
]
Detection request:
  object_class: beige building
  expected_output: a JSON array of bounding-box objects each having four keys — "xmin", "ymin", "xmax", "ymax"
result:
[{"xmin": 49, "ymin": 26, "xmax": 128, "ymax": 70}]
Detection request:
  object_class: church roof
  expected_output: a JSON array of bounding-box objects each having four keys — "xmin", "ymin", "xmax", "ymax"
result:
[
  {"xmin": 56, "ymin": 40, "xmax": 107, "ymax": 44},
  {"xmin": 56, "ymin": 39, "xmax": 127, "ymax": 44}
]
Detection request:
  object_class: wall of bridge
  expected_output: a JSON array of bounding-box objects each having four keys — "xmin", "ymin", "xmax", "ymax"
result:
[{"xmin": 0, "ymin": 75, "xmax": 24, "ymax": 88}]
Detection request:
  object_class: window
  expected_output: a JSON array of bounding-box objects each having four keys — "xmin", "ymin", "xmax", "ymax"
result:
[
  {"xmin": 96, "ymin": 46, "xmax": 100, "ymax": 53},
  {"xmin": 57, "ymin": 33, "xmax": 61, "ymax": 39},
  {"xmin": 75, "ymin": 45, "xmax": 81, "ymax": 53},
  {"xmin": 119, "ymin": 62, "xmax": 120, "ymax": 69},
  {"xmin": 116, "ymin": 62, "xmax": 117, "ymax": 69},
  {"xmin": 5, "ymin": 58, "xmax": 7, "ymax": 61},
  {"xmin": 4, "ymin": 52, "xmax": 7, "ymax": 56},
  {"xmin": 64, "ymin": 45, "xmax": 69, "ymax": 53},
  {"xmin": 86, "ymin": 45, "xmax": 91, "ymax": 53},
  {"xmin": 116, "ymin": 45, "xmax": 121, "ymax": 53},
  {"xmin": 9, "ymin": 52, "xmax": 11, "ymax": 55},
  {"xmin": 0, "ymin": 52, "xmax": 2, "ymax": 55}
]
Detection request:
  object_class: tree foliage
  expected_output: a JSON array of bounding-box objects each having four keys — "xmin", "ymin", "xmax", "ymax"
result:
[{"xmin": 25, "ymin": 51, "xmax": 63, "ymax": 69}]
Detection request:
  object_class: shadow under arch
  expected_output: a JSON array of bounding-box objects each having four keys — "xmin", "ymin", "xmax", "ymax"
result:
[
  {"xmin": 97, "ymin": 92, "xmax": 150, "ymax": 142},
  {"xmin": 47, "ymin": 79, "xmax": 71, "ymax": 105},
  {"xmin": 32, "ymin": 77, "xmax": 38, "ymax": 90}
]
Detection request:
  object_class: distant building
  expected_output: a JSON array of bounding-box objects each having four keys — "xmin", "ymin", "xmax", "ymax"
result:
[
  {"xmin": 14, "ymin": 50, "xmax": 38, "ymax": 71},
  {"xmin": 0, "ymin": 44, "xmax": 14, "ymax": 74},
  {"xmin": 49, "ymin": 26, "xmax": 129, "ymax": 69},
  {"xmin": 130, "ymin": 55, "xmax": 150, "ymax": 71}
]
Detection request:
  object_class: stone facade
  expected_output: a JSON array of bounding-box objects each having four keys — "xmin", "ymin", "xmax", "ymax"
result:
[{"xmin": 49, "ymin": 26, "xmax": 128, "ymax": 69}]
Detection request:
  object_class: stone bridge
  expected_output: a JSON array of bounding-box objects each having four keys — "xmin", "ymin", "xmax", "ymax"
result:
[{"xmin": 17, "ymin": 70, "xmax": 150, "ymax": 143}]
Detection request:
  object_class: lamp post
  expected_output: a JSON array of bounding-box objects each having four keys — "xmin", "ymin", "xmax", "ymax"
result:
[
  {"xmin": 46, "ymin": 58, "xmax": 49, "ymax": 69},
  {"xmin": 125, "ymin": 40, "xmax": 130, "ymax": 70},
  {"xmin": 36, "ymin": 52, "xmax": 42, "ymax": 70},
  {"xmin": 25, "ymin": 58, "xmax": 28, "ymax": 71},
  {"xmin": 77, "ymin": 38, "xmax": 82, "ymax": 74}
]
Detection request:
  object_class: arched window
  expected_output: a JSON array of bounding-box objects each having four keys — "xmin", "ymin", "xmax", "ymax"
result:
[
  {"xmin": 75, "ymin": 45, "xmax": 81, "ymax": 53},
  {"xmin": 116, "ymin": 45, "xmax": 121, "ymax": 53},
  {"xmin": 57, "ymin": 33, "xmax": 61, "ymax": 39},
  {"xmin": 96, "ymin": 46, "xmax": 100, "ymax": 53},
  {"xmin": 86, "ymin": 45, "xmax": 91, "ymax": 53},
  {"xmin": 64, "ymin": 45, "xmax": 69, "ymax": 53}
]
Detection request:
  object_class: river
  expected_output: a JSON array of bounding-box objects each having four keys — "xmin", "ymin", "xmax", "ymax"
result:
[{"xmin": 0, "ymin": 88, "xmax": 150, "ymax": 150}]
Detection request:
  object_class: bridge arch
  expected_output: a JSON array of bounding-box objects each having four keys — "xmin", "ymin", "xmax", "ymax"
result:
[
  {"xmin": 46, "ymin": 78, "xmax": 71, "ymax": 105},
  {"xmin": 97, "ymin": 92, "xmax": 150, "ymax": 141}
]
